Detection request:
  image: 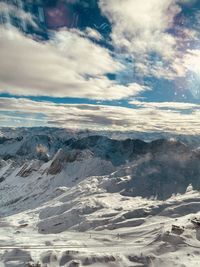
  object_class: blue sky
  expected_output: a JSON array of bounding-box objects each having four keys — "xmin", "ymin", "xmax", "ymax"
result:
[{"xmin": 0, "ymin": 0, "xmax": 199, "ymax": 134}]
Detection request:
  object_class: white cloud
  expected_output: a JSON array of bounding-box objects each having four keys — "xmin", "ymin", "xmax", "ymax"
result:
[
  {"xmin": 129, "ymin": 100, "xmax": 200, "ymax": 110},
  {"xmin": 99, "ymin": 0, "xmax": 197, "ymax": 79},
  {"xmin": 100, "ymin": 0, "xmax": 179, "ymax": 55},
  {"xmin": 183, "ymin": 49, "xmax": 200, "ymax": 74},
  {"xmin": 0, "ymin": 27, "xmax": 148, "ymax": 100},
  {"xmin": 84, "ymin": 27, "xmax": 102, "ymax": 41},
  {"xmin": 0, "ymin": 98, "xmax": 199, "ymax": 135},
  {"xmin": 0, "ymin": 2, "xmax": 36, "ymax": 28}
]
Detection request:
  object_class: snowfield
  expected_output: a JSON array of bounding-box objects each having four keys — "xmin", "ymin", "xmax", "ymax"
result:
[{"xmin": 0, "ymin": 127, "xmax": 199, "ymax": 267}]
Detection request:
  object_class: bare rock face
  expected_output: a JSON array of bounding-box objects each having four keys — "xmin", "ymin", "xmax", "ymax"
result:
[
  {"xmin": 17, "ymin": 161, "xmax": 42, "ymax": 178},
  {"xmin": 47, "ymin": 149, "xmax": 93, "ymax": 175},
  {"xmin": 47, "ymin": 149, "xmax": 65, "ymax": 175}
]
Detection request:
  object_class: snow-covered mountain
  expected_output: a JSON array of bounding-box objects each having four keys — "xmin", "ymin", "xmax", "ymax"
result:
[
  {"xmin": 0, "ymin": 127, "xmax": 200, "ymax": 267},
  {"xmin": 0, "ymin": 126, "xmax": 200, "ymax": 158}
]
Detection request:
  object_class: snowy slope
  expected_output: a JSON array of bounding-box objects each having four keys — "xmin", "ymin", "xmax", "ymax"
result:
[{"xmin": 0, "ymin": 127, "xmax": 199, "ymax": 266}]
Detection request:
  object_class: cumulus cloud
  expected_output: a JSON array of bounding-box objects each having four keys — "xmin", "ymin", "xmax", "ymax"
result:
[
  {"xmin": 99, "ymin": 0, "xmax": 197, "ymax": 79},
  {"xmin": 100, "ymin": 0, "xmax": 178, "ymax": 55},
  {"xmin": 0, "ymin": 26, "xmax": 148, "ymax": 100},
  {"xmin": 0, "ymin": 0, "xmax": 199, "ymax": 133},
  {"xmin": 0, "ymin": 98, "xmax": 199, "ymax": 135}
]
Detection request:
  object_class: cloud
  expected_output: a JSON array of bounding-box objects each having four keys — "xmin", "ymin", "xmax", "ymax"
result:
[
  {"xmin": 0, "ymin": 2, "xmax": 36, "ymax": 28},
  {"xmin": 99, "ymin": 0, "xmax": 197, "ymax": 79},
  {"xmin": 0, "ymin": 26, "xmax": 148, "ymax": 100},
  {"xmin": 84, "ymin": 27, "xmax": 102, "ymax": 41},
  {"xmin": 129, "ymin": 100, "xmax": 200, "ymax": 110},
  {"xmin": 183, "ymin": 49, "xmax": 200, "ymax": 74},
  {"xmin": 100, "ymin": 0, "xmax": 178, "ymax": 54},
  {"xmin": 0, "ymin": 98, "xmax": 199, "ymax": 135}
]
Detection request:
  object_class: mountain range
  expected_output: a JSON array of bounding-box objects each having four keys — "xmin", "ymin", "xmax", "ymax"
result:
[{"xmin": 0, "ymin": 127, "xmax": 200, "ymax": 266}]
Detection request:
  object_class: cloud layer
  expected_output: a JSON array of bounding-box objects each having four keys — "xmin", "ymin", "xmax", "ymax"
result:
[
  {"xmin": 0, "ymin": 98, "xmax": 199, "ymax": 135},
  {"xmin": 0, "ymin": 26, "xmax": 148, "ymax": 100},
  {"xmin": 0, "ymin": 1, "xmax": 199, "ymax": 133}
]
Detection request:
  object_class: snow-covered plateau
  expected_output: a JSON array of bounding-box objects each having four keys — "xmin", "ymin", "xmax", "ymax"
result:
[{"xmin": 0, "ymin": 127, "xmax": 200, "ymax": 267}]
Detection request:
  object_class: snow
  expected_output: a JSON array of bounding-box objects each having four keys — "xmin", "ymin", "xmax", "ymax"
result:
[{"xmin": 0, "ymin": 127, "xmax": 199, "ymax": 266}]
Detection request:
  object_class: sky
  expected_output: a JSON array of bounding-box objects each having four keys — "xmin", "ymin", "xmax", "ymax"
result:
[{"xmin": 0, "ymin": 0, "xmax": 200, "ymax": 134}]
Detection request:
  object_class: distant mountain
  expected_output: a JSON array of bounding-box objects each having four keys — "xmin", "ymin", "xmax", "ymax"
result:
[{"xmin": 0, "ymin": 127, "xmax": 199, "ymax": 202}]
